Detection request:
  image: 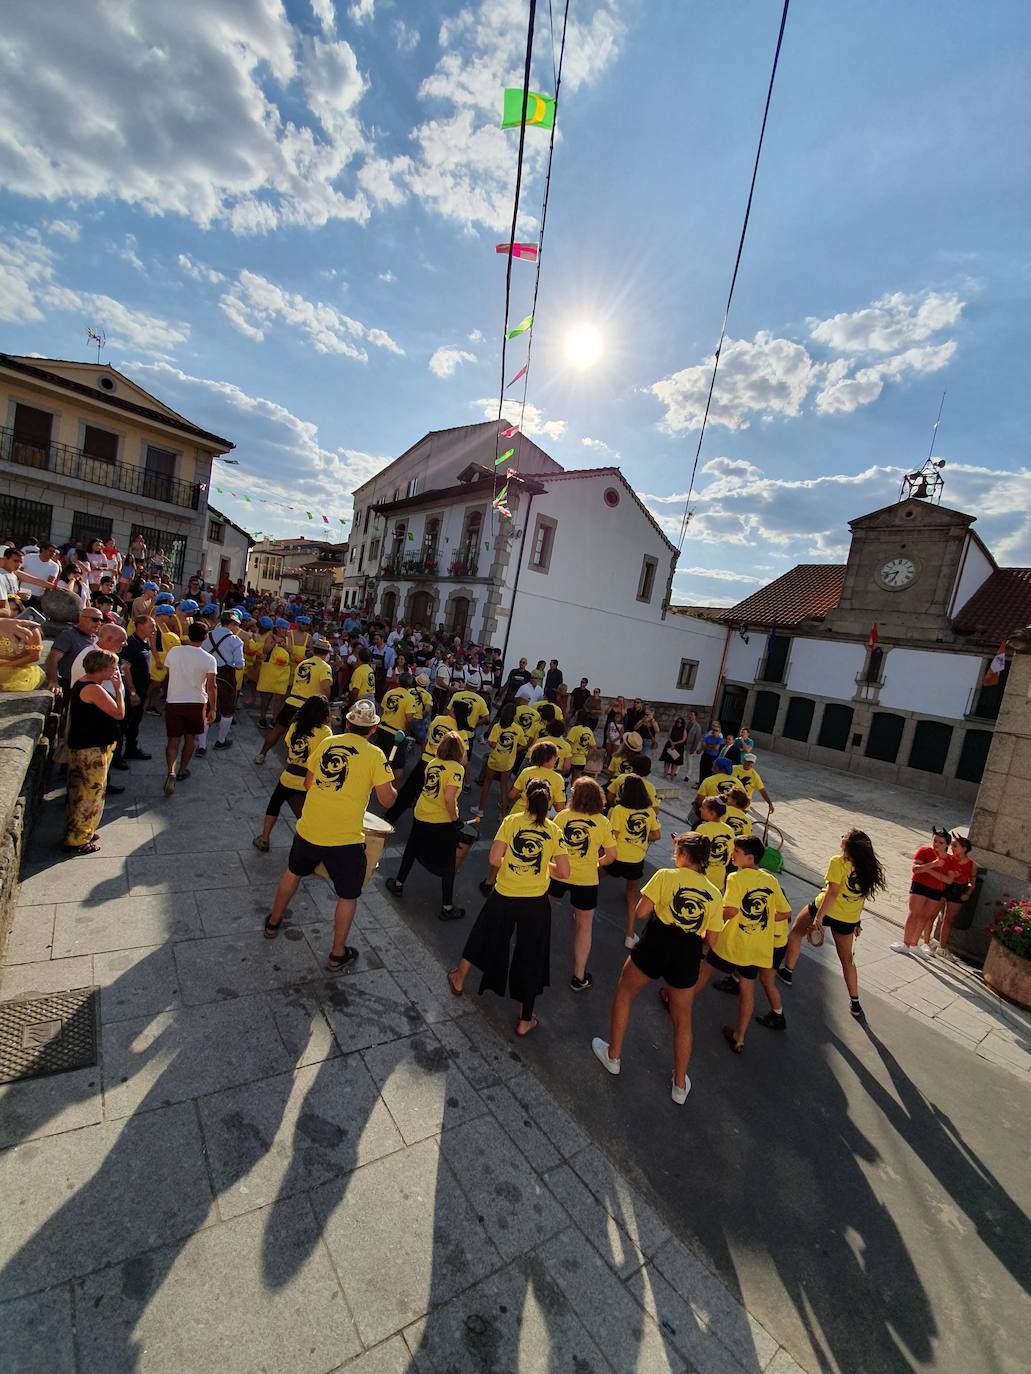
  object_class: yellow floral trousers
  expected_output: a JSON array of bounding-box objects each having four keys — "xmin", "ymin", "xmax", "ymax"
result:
[{"xmin": 64, "ymin": 745, "xmax": 114, "ymax": 849}]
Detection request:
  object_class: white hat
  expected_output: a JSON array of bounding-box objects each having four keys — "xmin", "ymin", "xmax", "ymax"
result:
[
  {"xmin": 624, "ymin": 731, "xmax": 643, "ymax": 753},
  {"xmin": 346, "ymin": 698, "xmax": 380, "ymax": 727},
  {"xmin": 415, "ymin": 672, "xmax": 430, "ymax": 687}
]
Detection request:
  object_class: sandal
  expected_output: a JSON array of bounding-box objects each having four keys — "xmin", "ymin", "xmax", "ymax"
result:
[
  {"xmin": 384, "ymin": 878, "xmax": 404, "ymax": 896},
  {"xmin": 252, "ymin": 836, "xmax": 270, "ymax": 853},
  {"xmin": 66, "ymin": 839, "xmax": 101, "ymax": 855},
  {"xmin": 722, "ymin": 1025, "xmax": 744, "ymax": 1055},
  {"xmin": 515, "ymin": 1014, "xmax": 539, "ymax": 1037},
  {"xmin": 446, "ymin": 968, "xmax": 463, "ymax": 997},
  {"xmin": 263, "ymin": 916, "xmax": 282, "ymax": 939},
  {"xmin": 326, "ymin": 946, "xmax": 359, "ymax": 972}
]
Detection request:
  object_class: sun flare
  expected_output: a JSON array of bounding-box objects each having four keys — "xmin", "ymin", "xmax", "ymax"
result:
[{"xmin": 563, "ymin": 323, "xmax": 604, "ymax": 369}]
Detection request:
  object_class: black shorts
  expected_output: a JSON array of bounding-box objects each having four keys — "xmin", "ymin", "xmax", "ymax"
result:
[
  {"xmin": 606, "ymin": 859, "xmax": 644, "ymax": 881},
  {"xmin": 910, "ymin": 881, "xmax": 944, "ymax": 901},
  {"xmin": 771, "ymin": 945, "xmax": 786, "ymax": 969},
  {"xmin": 706, "ymin": 948, "xmax": 759, "ymax": 981},
  {"xmin": 275, "ymin": 701, "xmax": 299, "ymax": 729},
  {"xmin": 942, "ymin": 882, "xmax": 966, "ymax": 903},
  {"xmin": 806, "ymin": 901, "xmax": 860, "ymax": 937},
  {"xmin": 631, "ymin": 919, "xmax": 703, "ymax": 989},
  {"xmin": 288, "ymin": 833, "xmax": 365, "ymax": 899},
  {"xmin": 549, "ymin": 879, "xmax": 599, "ymax": 910}
]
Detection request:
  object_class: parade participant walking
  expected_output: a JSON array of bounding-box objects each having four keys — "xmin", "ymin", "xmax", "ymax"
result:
[
  {"xmin": 63, "ymin": 648, "xmax": 124, "ymax": 854},
  {"xmin": 552, "ymin": 778, "xmax": 616, "ymax": 991},
  {"xmin": 252, "ymin": 696, "xmax": 332, "ymax": 851},
  {"xmin": 242, "ymin": 615, "xmax": 271, "ymax": 706},
  {"xmin": 256, "ymin": 620, "xmax": 291, "ymax": 728},
  {"xmin": 385, "ymin": 732, "xmax": 472, "ymax": 920},
  {"xmin": 146, "ymin": 606, "xmax": 181, "ymax": 713},
  {"xmin": 349, "ymin": 647, "xmax": 376, "ymax": 704},
  {"xmin": 696, "ymin": 796, "xmax": 735, "ymax": 892},
  {"xmin": 891, "ymin": 826, "xmax": 951, "ymax": 957},
  {"xmin": 608, "ymin": 776, "xmax": 661, "ymax": 948},
  {"xmin": 475, "ymin": 703, "xmax": 525, "ymax": 816},
  {"xmin": 263, "ymin": 699, "xmax": 395, "ymax": 970},
  {"xmin": 609, "ymin": 730, "xmax": 643, "ymax": 780},
  {"xmin": 254, "ymin": 638, "xmax": 333, "ymax": 765},
  {"xmin": 383, "ymin": 701, "xmax": 457, "ymax": 825},
  {"xmin": 607, "ymin": 755, "xmax": 659, "ymax": 810},
  {"xmin": 162, "ymin": 623, "xmax": 217, "ymax": 795},
  {"xmin": 779, "ymin": 829, "xmax": 887, "ymax": 1021},
  {"xmin": 566, "ymin": 711, "xmax": 596, "ymax": 781},
  {"xmin": 723, "ymin": 786, "xmax": 753, "ymax": 840},
  {"xmin": 733, "ymin": 753, "xmax": 775, "ymax": 812},
  {"xmin": 592, "ymin": 832, "xmax": 723, "ymax": 1103},
  {"xmin": 508, "ymin": 741, "xmax": 566, "ymax": 815},
  {"xmin": 447, "ymin": 779, "xmax": 569, "ymax": 1035},
  {"xmin": 199, "ymin": 610, "xmax": 245, "ymax": 753}
]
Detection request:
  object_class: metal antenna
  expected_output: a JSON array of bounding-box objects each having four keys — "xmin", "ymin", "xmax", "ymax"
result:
[
  {"xmin": 924, "ymin": 390, "xmax": 946, "ymax": 466},
  {"xmin": 85, "ymin": 326, "xmax": 107, "ymax": 364}
]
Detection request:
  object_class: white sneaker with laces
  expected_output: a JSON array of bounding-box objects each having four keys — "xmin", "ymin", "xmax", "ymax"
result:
[
  {"xmin": 919, "ymin": 943, "xmax": 933, "ymax": 957},
  {"xmin": 889, "ymin": 942, "xmax": 912, "ymax": 955},
  {"xmin": 671, "ymin": 1077, "xmax": 691, "ymax": 1105},
  {"xmin": 592, "ymin": 1037, "xmax": 620, "ymax": 1075}
]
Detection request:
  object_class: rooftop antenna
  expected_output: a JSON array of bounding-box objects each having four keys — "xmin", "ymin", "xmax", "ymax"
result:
[
  {"xmin": 924, "ymin": 389, "xmax": 946, "ymax": 467},
  {"xmin": 85, "ymin": 326, "xmax": 107, "ymax": 364},
  {"xmin": 900, "ymin": 392, "xmax": 947, "ymax": 504}
]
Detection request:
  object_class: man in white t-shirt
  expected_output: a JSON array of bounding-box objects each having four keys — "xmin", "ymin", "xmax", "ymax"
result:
[
  {"xmin": 18, "ymin": 543, "xmax": 62, "ymax": 606},
  {"xmin": 162, "ymin": 623, "xmax": 217, "ymax": 794},
  {"xmin": 515, "ymin": 678, "xmax": 544, "ymax": 705}
]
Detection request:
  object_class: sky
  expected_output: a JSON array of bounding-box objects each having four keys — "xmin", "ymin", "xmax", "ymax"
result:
[{"xmin": 1, "ymin": 0, "xmax": 1029, "ymax": 606}]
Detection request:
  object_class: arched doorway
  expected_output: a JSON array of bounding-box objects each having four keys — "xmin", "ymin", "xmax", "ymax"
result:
[
  {"xmin": 409, "ymin": 589, "xmax": 434, "ymax": 629},
  {"xmin": 446, "ymin": 595, "xmax": 470, "ymax": 640},
  {"xmin": 380, "ymin": 588, "xmax": 398, "ymax": 625}
]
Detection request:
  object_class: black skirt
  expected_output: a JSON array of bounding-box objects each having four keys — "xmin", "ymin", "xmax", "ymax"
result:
[
  {"xmin": 462, "ymin": 891, "xmax": 551, "ymax": 1006},
  {"xmin": 660, "ymin": 740, "xmax": 685, "ymax": 764},
  {"xmin": 406, "ymin": 817, "xmax": 461, "ymax": 878}
]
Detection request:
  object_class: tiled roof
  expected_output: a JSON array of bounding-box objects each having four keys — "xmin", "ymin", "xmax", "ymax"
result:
[
  {"xmin": 952, "ymin": 568, "xmax": 1031, "ymax": 644},
  {"xmin": 723, "ymin": 564, "xmax": 846, "ymax": 628}
]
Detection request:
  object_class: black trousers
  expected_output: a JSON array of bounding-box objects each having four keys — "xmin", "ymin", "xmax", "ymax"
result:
[
  {"xmin": 396, "ymin": 817, "xmax": 457, "ymax": 905},
  {"xmin": 385, "ymin": 757, "xmax": 426, "ymax": 825},
  {"xmin": 122, "ymin": 696, "xmax": 146, "ymax": 753},
  {"xmin": 265, "ymin": 782, "xmax": 305, "ymax": 820}
]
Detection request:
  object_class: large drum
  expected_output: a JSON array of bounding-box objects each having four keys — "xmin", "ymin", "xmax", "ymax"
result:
[{"xmin": 313, "ymin": 812, "xmax": 394, "ymax": 891}]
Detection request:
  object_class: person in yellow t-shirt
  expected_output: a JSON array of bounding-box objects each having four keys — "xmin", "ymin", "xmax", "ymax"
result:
[
  {"xmin": 513, "ymin": 700, "xmax": 540, "ymax": 742},
  {"xmin": 778, "ymin": 829, "xmax": 887, "ymax": 1023},
  {"xmin": 349, "ymin": 649, "xmax": 376, "ymax": 703},
  {"xmin": 722, "ymin": 787, "xmax": 753, "ymax": 840},
  {"xmin": 449, "ymin": 686, "xmax": 489, "ymax": 740},
  {"xmin": 386, "ymin": 732, "xmax": 473, "ymax": 919},
  {"xmin": 552, "ymin": 778, "xmax": 616, "ymax": 990},
  {"xmin": 607, "ymin": 776, "xmax": 661, "ymax": 950},
  {"xmin": 376, "ymin": 681, "xmax": 416, "ymax": 762},
  {"xmin": 254, "ymin": 641, "xmax": 334, "ymax": 766},
  {"xmin": 253, "ymin": 696, "xmax": 332, "ymax": 850},
  {"xmin": 593, "ymin": 831, "xmax": 723, "ymax": 1105},
  {"xmin": 608, "ymin": 730, "xmax": 644, "ymax": 781},
  {"xmin": 697, "ymin": 796, "xmax": 735, "ymax": 891},
  {"xmin": 606, "ymin": 756, "xmax": 659, "ymax": 810},
  {"xmin": 447, "ymin": 779, "xmax": 569, "ymax": 1036},
  {"xmin": 693, "ymin": 758, "xmax": 740, "ymax": 810},
  {"xmin": 383, "ymin": 703, "xmax": 458, "ymax": 826},
  {"xmin": 733, "ymin": 753, "xmax": 774, "ymax": 812},
  {"xmin": 692, "ymin": 834, "xmax": 791, "ymax": 1053},
  {"xmin": 144, "ymin": 608, "xmax": 180, "ymax": 713},
  {"xmin": 476, "ymin": 702, "xmax": 525, "ymax": 816},
  {"xmin": 264, "ymin": 698, "xmax": 396, "ymax": 972},
  {"xmin": 287, "ymin": 618, "xmax": 311, "ymax": 688},
  {"xmin": 525, "ymin": 701, "xmax": 559, "ymax": 745},
  {"xmin": 256, "ymin": 620, "xmax": 292, "ymax": 728},
  {"xmin": 543, "ymin": 720, "xmax": 573, "ymax": 775},
  {"xmin": 507, "ymin": 741, "xmax": 566, "ymax": 816},
  {"xmin": 566, "ymin": 713, "xmax": 596, "ymax": 778}
]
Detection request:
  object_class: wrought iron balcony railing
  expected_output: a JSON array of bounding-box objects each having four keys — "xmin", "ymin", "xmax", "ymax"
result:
[{"xmin": 1, "ymin": 426, "xmax": 203, "ymax": 511}]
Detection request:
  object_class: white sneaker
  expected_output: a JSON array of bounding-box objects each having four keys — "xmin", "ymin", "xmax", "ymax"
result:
[
  {"xmin": 253, "ymin": 753, "xmax": 266, "ymax": 766},
  {"xmin": 889, "ymin": 942, "xmax": 912, "ymax": 955},
  {"xmin": 919, "ymin": 943, "xmax": 933, "ymax": 958},
  {"xmin": 671, "ymin": 1077, "xmax": 691, "ymax": 1105},
  {"xmin": 624, "ymin": 933, "xmax": 640, "ymax": 950},
  {"xmin": 592, "ymin": 1037, "xmax": 620, "ymax": 1075},
  {"xmin": 928, "ymin": 938, "xmax": 940, "ymax": 952}
]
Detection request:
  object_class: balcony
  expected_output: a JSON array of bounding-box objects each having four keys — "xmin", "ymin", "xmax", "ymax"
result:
[
  {"xmin": 1, "ymin": 426, "xmax": 202, "ymax": 512},
  {"xmin": 379, "ymin": 554, "xmax": 441, "ymax": 580},
  {"xmin": 449, "ymin": 551, "xmax": 479, "ymax": 578}
]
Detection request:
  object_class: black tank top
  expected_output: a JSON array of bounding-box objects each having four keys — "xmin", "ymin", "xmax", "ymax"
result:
[{"xmin": 67, "ymin": 680, "xmax": 122, "ymax": 750}]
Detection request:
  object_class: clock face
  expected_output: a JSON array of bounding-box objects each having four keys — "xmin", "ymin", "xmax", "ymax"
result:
[{"xmin": 879, "ymin": 557, "xmax": 917, "ymax": 590}]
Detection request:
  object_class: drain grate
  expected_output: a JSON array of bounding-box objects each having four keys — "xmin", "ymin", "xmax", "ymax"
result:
[{"xmin": 0, "ymin": 987, "xmax": 99, "ymax": 1084}]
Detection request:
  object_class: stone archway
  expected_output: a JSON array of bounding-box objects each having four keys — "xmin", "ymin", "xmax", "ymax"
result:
[
  {"xmin": 380, "ymin": 586, "xmax": 398, "ymax": 625},
  {"xmin": 406, "ymin": 585, "xmax": 437, "ymax": 630},
  {"xmin": 442, "ymin": 586, "xmax": 476, "ymax": 641}
]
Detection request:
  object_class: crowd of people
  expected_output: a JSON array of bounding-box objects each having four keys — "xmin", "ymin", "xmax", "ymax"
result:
[{"xmin": 4, "ymin": 533, "xmax": 981, "ymax": 1108}]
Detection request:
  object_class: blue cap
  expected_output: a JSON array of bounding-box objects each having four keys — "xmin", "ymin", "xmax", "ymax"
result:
[
  {"xmin": 295, "ymin": 615, "xmax": 310, "ymax": 625},
  {"xmin": 259, "ymin": 616, "xmax": 273, "ymax": 630},
  {"xmin": 154, "ymin": 605, "xmax": 175, "ymax": 617},
  {"xmin": 713, "ymin": 757, "xmax": 734, "ymax": 774},
  {"xmin": 142, "ymin": 581, "xmax": 158, "ymax": 591},
  {"xmin": 275, "ymin": 618, "xmax": 290, "ymax": 629},
  {"xmin": 201, "ymin": 603, "xmax": 219, "ymax": 615},
  {"xmin": 155, "ymin": 592, "xmax": 174, "ymax": 604},
  {"xmin": 179, "ymin": 599, "xmax": 199, "ymax": 613}
]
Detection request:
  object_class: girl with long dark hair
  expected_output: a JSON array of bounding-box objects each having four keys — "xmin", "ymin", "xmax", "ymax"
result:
[
  {"xmin": 607, "ymin": 775, "xmax": 661, "ymax": 949},
  {"xmin": 253, "ymin": 696, "xmax": 332, "ymax": 853},
  {"xmin": 386, "ymin": 731, "xmax": 473, "ymax": 920},
  {"xmin": 476, "ymin": 701, "xmax": 525, "ymax": 816},
  {"xmin": 447, "ymin": 779, "xmax": 568, "ymax": 1035},
  {"xmin": 778, "ymin": 828, "xmax": 887, "ymax": 1021}
]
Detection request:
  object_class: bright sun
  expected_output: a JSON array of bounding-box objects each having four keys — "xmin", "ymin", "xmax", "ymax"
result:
[{"xmin": 563, "ymin": 323, "xmax": 603, "ymax": 369}]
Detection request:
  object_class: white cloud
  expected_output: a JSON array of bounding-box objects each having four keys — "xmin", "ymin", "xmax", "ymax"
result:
[
  {"xmin": 468, "ymin": 329, "xmax": 483, "ymax": 343},
  {"xmin": 118, "ymin": 234, "xmax": 144, "ymax": 272},
  {"xmin": 311, "ymin": 0, "xmax": 336, "ymax": 37},
  {"xmin": 0, "ymin": 4, "xmax": 371, "ymax": 234},
  {"xmin": 45, "ymin": 219, "xmax": 80, "ymax": 241},
  {"xmin": 393, "ymin": 20, "xmax": 420, "ymax": 51},
  {"xmin": 0, "ymin": 229, "xmax": 56, "ymax": 323},
  {"xmin": 219, "ymin": 270, "xmax": 403, "ymax": 359},
  {"xmin": 378, "ymin": 269, "xmax": 396, "ymax": 283},
  {"xmin": 349, "ymin": 0, "xmax": 375, "ymax": 23},
  {"xmin": 474, "ymin": 396, "xmax": 567, "ymax": 441},
  {"xmin": 650, "ymin": 332, "xmax": 815, "ymax": 432},
  {"xmin": 813, "ymin": 342, "xmax": 956, "ymax": 414},
  {"xmin": 177, "ymin": 253, "xmax": 225, "ymax": 285},
  {"xmin": 581, "ymin": 436, "xmax": 619, "ymax": 457},
  {"xmin": 677, "ymin": 566, "xmax": 763, "ymax": 584},
  {"xmin": 429, "ymin": 346, "xmax": 476, "ymax": 378},
  {"xmin": 809, "ymin": 291, "xmax": 964, "ymax": 353}
]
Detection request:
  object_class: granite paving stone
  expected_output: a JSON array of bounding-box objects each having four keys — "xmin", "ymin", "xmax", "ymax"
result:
[
  {"xmin": 150, "ymin": 819, "xmax": 293, "ymax": 854},
  {"xmin": 478, "ymin": 1081, "xmax": 562, "ymax": 1173},
  {"xmin": 0, "ymin": 1068, "xmax": 104, "ymax": 1149},
  {"xmin": 0, "ymin": 954, "xmax": 93, "ymax": 1000},
  {"xmin": 94, "ymin": 943, "xmax": 182, "ymax": 1023},
  {"xmin": 361, "ymin": 1031, "xmax": 486, "ymax": 1145},
  {"xmin": 429, "ymin": 1015, "xmax": 526, "ymax": 1090},
  {"xmin": 312, "ymin": 1138, "xmax": 501, "ymax": 1348},
  {"xmin": 197, "ymin": 1056, "xmax": 405, "ymax": 1219},
  {"xmin": 51, "ymin": 891, "xmax": 203, "ymax": 958},
  {"xmin": 73, "ymin": 1194, "xmax": 361, "ymax": 1374},
  {"xmin": 0, "ymin": 1285, "xmax": 76, "ymax": 1374},
  {"xmin": 314, "ymin": 967, "xmax": 424, "ymax": 1054},
  {"xmin": 0, "ymin": 1102, "xmax": 214, "ymax": 1302},
  {"xmin": 126, "ymin": 851, "xmax": 250, "ymax": 894},
  {"xmin": 567, "ymin": 1145, "xmax": 672, "ymax": 1261},
  {"xmin": 1, "ymin": 903, "xmax": 56, "ymax": 964},
  {"xmin": 542, "ymin": 1162, "xmax": 647, "ymax": 1280},
  {"xmin": 192, "ymin": 881, "xmax": 322, "ymax": 936},
  {"xmin": 298, "ymin": 918, "xmax": 386, "ymax": 974},
  {"xmin": 329, "ymin": 1336, "xmax": 414, "ymax": 1374},
  {"xmin": 628, "ymin": 1264, "xmax": 763, "ymax": 1374},
  {"xmin": 172, "ymin": 928, "xmax": 324, "ymax": 1005},
  {"xmin": 16, "ymin": 856, "xmax": 128, "ymax": 907},
  {"xmin": 503, "ymin": 1069, "xmax": 589, "ymax": 1161}
]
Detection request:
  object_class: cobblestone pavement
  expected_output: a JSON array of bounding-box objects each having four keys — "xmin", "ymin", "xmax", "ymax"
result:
[
  {"xmin": 658, "ymin": 752, "xmax": 1031, "ymax": 1080},
  {"xmin": 0, "ymin": 712, "xmax": 809, "ymax": 1374}
]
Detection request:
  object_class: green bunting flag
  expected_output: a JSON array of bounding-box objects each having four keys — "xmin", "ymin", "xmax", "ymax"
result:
[
  {"xmin": 506, "ymin": 314, "xmax": 533, "ymax": 339},
  {"xmin": 306, "ymin": 511, "xmax": 313, "ymax": 520},
  {"xmin": 215, "ymin": 486, "xmax": 224, "ymax": 493},
  {"xmin": 502, "ymin": 89, "xmax": 556, "ymax": 131},
  {"xmin": 495, "ymin": 448, "xmax": 514, "ymax": 466}
]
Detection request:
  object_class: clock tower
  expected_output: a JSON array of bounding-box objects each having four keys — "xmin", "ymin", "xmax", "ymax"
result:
[{"xmin": 822, "ymin": 497, "xmax": 977, "ymax": 643}]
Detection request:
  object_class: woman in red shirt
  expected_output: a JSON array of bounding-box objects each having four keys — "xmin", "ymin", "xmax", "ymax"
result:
[
  {"xmin": 891, "ymin": 827, "xmax": 950, "ymax": 957},
  {"xmin": 931, "ymin": 834, "xmax": 976, "ymax": 958}
]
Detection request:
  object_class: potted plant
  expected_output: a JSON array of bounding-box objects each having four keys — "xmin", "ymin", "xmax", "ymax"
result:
[{"xmin": 983, "ymin": 893, "xmax": 1031, "ymax": 1009}]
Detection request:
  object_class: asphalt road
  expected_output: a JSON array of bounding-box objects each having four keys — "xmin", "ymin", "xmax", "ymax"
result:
[{"xmin": 376, "ymin": 788, "xmax": 1031, "ymax": 1374}]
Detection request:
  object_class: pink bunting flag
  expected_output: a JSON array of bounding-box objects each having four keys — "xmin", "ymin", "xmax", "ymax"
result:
[
  {"xmin": 322, "ymin": 514, "xmax": 330, "ymax": 524},
  {"xmin": 505, "ymin": 364, "xmax": 528, "ymax": 389},
  {"xmin": 500, "ymin": 425, "xmax": 519, "ymax": 438},
  {"xmin": 495, "ymin": 242, "xmax": 539, "ymax": 261}
]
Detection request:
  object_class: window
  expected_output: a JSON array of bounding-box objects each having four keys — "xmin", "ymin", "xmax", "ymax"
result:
[
  {"xmin": 406, "ymin": 477, "xmax": 419, "ymax": 498},
  {"xmin": 760, "ymin": 633, "xmax": 790, "ymax": 684},
  {"xmin": 865, "ymin": 712, "xmax": 905, "ymax": 764},
  {"xmin": 751, "ymin": 690, "xmax": 780, "ymax": 734},
  {"xmin": 637, "ymin": 555, "xmax": 658, "ymax": 604},
  {"xmin": 782, "ymin": 697, "xmax": 815, "ymax": 743},
  {"xmin": 359, "ymin": 543, "xmax": 366, "ymax": 571},
  {"xmin": 817, "ymin": 703, "xmax": 853, "ymax": 751},
  {"xmin": 862, "ymin": 646, "xmax": 884, "ymax": 685},
  {"xmin": 207, "ymin": 518, "xmax": 225, "ymax": 543},
  {"xmin": 908, "ymin": 720, "xmax": 953, "ymax": 775},
  {"xmin": 130, "ymin": 523, "xmax": 187, "ymax": 584},
  {"xmin": 363, "ymin": 507, "xmax": 371, "ymax": 533},
  {"xmin": 423, "ymin": 516, "xmax": 440, "ymax": 564},
  {"xmin": 369, "ymin": 538, "xmax": 380, "ymax": 561},
  {"xmin": 0, "ymin": 493, "xmax": 52, "ymax": 546},
  {"xmin": 143, "ymin": 445, "xmax": 177, "ymax": 502},
  {"xmin": 10, "ymin": 403, "xmax": 53, "ymax": 469},
  {"xmin": 70, "ymin": 511, "xmax": 113, "ymax": 548},
  {"xmin": 82, "ymin": 425, "xmax": 118, "ymax": 463},
  {"xmin": 349, "ymin": 546, "xmax": 356, "ymax": 564},
  {"xmin": 677, "ymin": 659, "xmax": 698, "ymax": 690},
  {"xmin": 528, "ymin": 513, "xmax": 557, "ymax": 574},
  {"xmin": 971, "ymin": 659, "xmax": 1010, "ymax": 721},
  {"xmin": 956, "ymin": 729, "xmax": 992, "ymax": 784}
]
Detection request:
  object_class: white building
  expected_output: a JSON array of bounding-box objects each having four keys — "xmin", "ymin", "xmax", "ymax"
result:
[
  {"xmin": 347, "ymin": 421, "xmax": 726, "ymax": 706},
  {"xmin": 202, "ymin": 506, "xmax": 254, "ymax": 589},
  {"xmin": 717, "ymin": 494, "xmax": 1031, "ymax": 800}
]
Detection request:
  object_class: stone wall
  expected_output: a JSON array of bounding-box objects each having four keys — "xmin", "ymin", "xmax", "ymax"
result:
[{"xmin": 0, "ymin": 689, "xmax": 57, "ymax": 959}]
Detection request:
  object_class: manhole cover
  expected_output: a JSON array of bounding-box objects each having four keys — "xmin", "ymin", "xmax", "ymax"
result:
[{"xmin": 0, "ymin": 987, "xmax": 99, "ymax": 1084}]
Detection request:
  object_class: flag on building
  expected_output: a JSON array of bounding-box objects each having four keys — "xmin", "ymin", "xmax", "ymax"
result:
[
  {"xmin": 500, "ymin": 425, "xmax": 519, "ymax": 438},
  {"xmin": 506, "ymin": 314, "xmax": 533, "ymax": 339},
  {"xmin": 867, "ymin": 622, "xmax": 879, "ymax": 651},
  {"xmin": 982, "ymin": 640, "xmax": 1007, "ymax": 687},
  {"xmin": 495, "ymin": 448, "xmax": 514, "ymax": 466},
  {"xmin": 501, "ymin": 89, "xmax": 556, "ymax": 130},
  {"xmin": 505, "ymin": 364, "xmax": 528, "ymax": 389},
  {"xmin": 495, "ymin": 242, "xmax": 539, "ymax": 260}
]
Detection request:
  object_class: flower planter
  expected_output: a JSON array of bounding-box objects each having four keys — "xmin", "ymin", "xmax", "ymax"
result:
[{"xmin": 982, "ymin": 937, "xmax": 1031, "ymax": 1010}]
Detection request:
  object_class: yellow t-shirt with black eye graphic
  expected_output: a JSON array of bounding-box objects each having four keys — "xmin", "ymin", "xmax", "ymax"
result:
[
  {"xmin": 642, "ymin": 868, "xmax": 723, "ymax": 936},
  {"xmin": 380, "ymin": 687, "xmax": 414, "ymax": 732},
  {"xmin": 542, "ymin": 735, "xmax": 572, "ymax": 771},
  {"xmin": 724, "ymin": 806, "xmax": 752, "ymax": 839},
  {"xmin": 349, "ymin": 663, "xmax": 375, "ymax": 698},
  {"xmin": 606, "ymin": 773, "xmax": 659, "ymax": 810},
  {"xmin": 609, "ymin": 804, "xmax": 657, "ymax": 863},
  {"xmin": 493, "ymin": 812, "xmax": 563, "ymax": 898},
  {"xmin": 409, "ymin": 687, "xmax": 433, "ymax": 721},
  {"xmin": 731, "ymin": 766, "xmax": 764, "ymax": 803},
  {"xmin": 449, "ymin": 689, "xmax": 489, "ymax": 731},
  {"xmin": 697, "ymin": 820, "xmax": 735, "ymax": 890},
  {"xmin": 415, "ymin": 758, "xmax": 464, "ymax": 825},
  {"xmin": 298, "ymin": 732, "xmax": 394, "ymax": 846},
  {"xmin": 610, "ymin": 754, "xmax": 637, "ymax": 779},
  {"xmin": 514, "ymin": 703, "xmax": 539, "ymax": 737},
  {"xmin": 509, "ymin": 765, "xmax": 565, "ymax": 814},
  {"xmin": 487, "ymin": 721, "xmax": 526, "ymax": 772},
  {"xmin": 715, "ymin": 868, "xmax": 791, "ymax": 968},
  {"xmin": 280, "ymin": 721, "xmax": 333, "ymax": 792},
  {"xmin": 697, "ymin": 772, "xmax": 739, "ymax": 802},
  {"xmin": 815, "ymin": 854, "xmax": 867, "ymax": 925},
  {"xmin": 566, "ymin": 725, "xmax": 596, "ymax": 766},
  {"xmin": 554, "ymin": 808, "xmax": 615, "ymax": 887},
  {"xmin": 422, "ymin": 714, "xmax": 456, "ymax": 763},
  {"xmin": 285, "ymin": 655, "xmax": 333, "ymax": 707}
]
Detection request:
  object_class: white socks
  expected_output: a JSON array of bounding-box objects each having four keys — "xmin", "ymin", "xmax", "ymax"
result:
[{"xmin": 216, "ymin": 715, "xmax": 234, "ymax": 744}]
